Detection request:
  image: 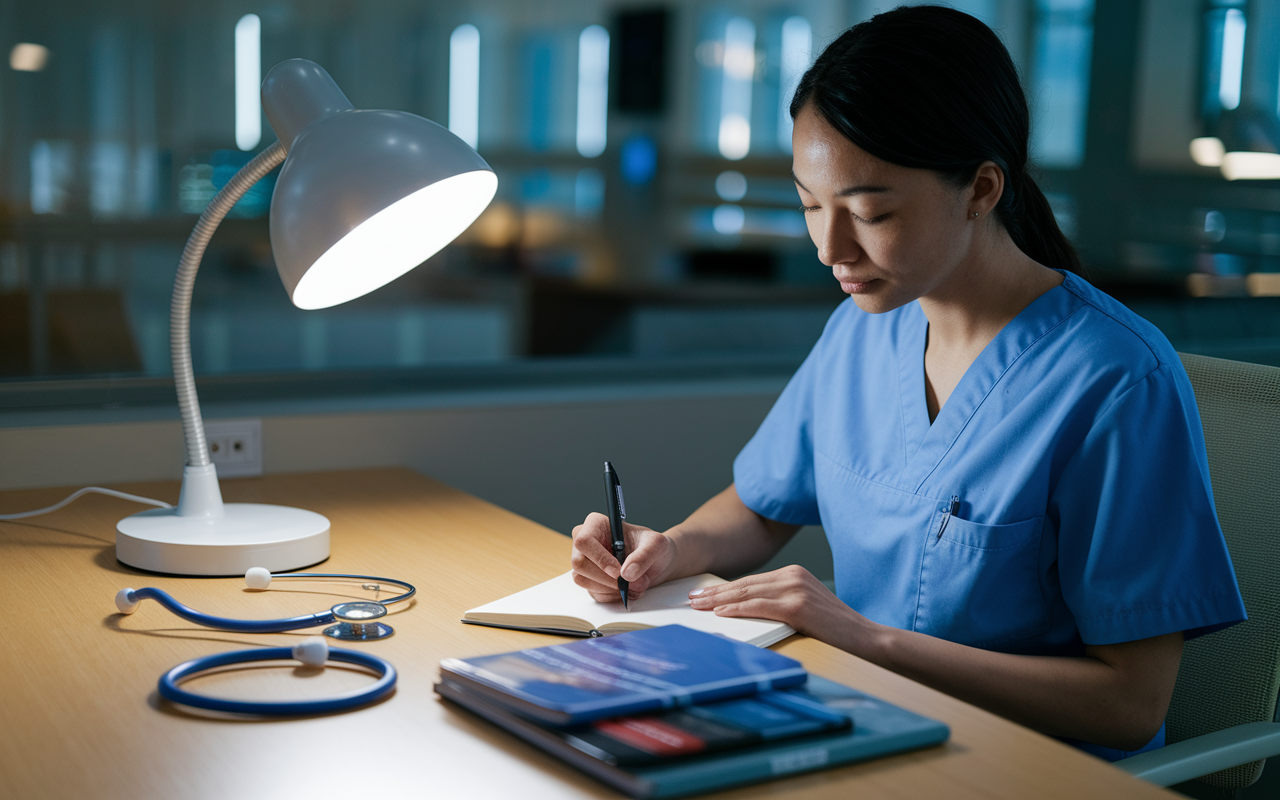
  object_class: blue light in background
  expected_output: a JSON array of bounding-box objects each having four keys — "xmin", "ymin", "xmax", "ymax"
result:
[
  {"xmin": 211, "ymin": 149, "xmax": 276, "ymax": 218},
  {"xmin": 523, "ymin": 36, "xmax": 555, "ymax": 152},
  {"xmin": 1029, "ymin": 0, "xmax": 1095, "ymax": 168},
  {"xmin": 575, "ymin": 168, "xmax": 605, "ymax": 218},
  {"xmin": 620, "ymin": 135, "xmax": 658, "ymax": 185}
]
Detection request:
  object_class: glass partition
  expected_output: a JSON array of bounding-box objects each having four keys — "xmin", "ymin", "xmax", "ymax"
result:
[{"xmin": 4, "ymin": 0, "xmax": 1280, "ymax": 394}]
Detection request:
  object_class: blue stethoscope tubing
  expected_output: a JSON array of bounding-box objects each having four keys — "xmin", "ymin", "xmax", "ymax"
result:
[
  {"xmin": 159, "ymin": 647, "xmax": 397, "ymax": 715},
  {"xmin": 117, "ymin": 572, "xmax": 415, "ymax": 633},
  {"xmin": 125, "ymin": 587, "xmax": 333, "ymax": 632}
]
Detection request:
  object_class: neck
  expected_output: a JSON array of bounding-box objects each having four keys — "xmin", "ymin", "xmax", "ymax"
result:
[{"xmin": 917, "ymin": 226, "xmax": 1062, "ymax": 351}]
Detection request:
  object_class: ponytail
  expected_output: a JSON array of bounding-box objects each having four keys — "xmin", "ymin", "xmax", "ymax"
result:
[
  {"xmin": 1003, "ymin": 175, "xmax": 1082, "ymax": 275},
  {"xmin": 790, "ymin": 5, "xmax": 1081, "ymax": 274}
]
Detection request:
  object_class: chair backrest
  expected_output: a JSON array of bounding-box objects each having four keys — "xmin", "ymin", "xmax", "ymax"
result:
[{"xmin": 1168, "ymin": 353, "xmax": 1280, "ymax": 789}]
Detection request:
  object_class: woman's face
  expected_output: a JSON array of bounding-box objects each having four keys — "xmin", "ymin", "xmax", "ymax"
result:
[{"xmin": 792, "ymin": 104, "xmax": 978, "ymax": 314}]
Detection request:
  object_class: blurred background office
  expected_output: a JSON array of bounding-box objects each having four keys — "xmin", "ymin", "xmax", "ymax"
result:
[
  {"xmin": 4, "ymin": 1, "xmax": 1280, "ymax": 565},
  {"xmin": 9, "ymin": 0, "xmax": 1280, "ymax": 382}
]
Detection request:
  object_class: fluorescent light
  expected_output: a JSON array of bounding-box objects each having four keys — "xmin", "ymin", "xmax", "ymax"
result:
[
  {"xmin": 292, "ymin": 170, "xmax": 498, "ymax": 309},
  {"xmin": 718, "ymin": 114, "xmax": 751, "ymax": 161},
  {"xmin": 777, "ymin": 16, "xmax": 811, "ymax": 152},
  {"xmin": 718, "ymin": 17, "xmax": 755, "ymax": 160},
  {"xmin": 235, "ymin": 15, "xmax": 261, "ymax": 151},
  {"xmin": 713, "ymin": 204, "xmax": 745, "ymax": 234},
  {"xmin": 1221, "ymin": 151, "xmax": 1280, "ymax": 180},
  {"xmin": 715, "ymin": 170, "xmax": 747, "ymax": 201},
  {"xmin": 90, "ymin": 142, "xmax": 129, "ymax": 215},
  {"xmin": 30, "ymin": 140, "xmax": 72, "ymax": 214},
  {"xmin": 449, "ymin": 24, "xmax": 480, "ymax": 149},
  {"xmin": 1219, "ymin": 8, "xmax": 1245, "ymax": 111},
  {"xmin": 576, "ymin": 25, "xmax": 609, "ymax": 158},
  {"xmin": 1190, "ymin": 137, "xmax": 1225, "ymax": 167},
  {"xmin": 10, "ymin": 43, "xmax": 49, "ymax": 72}
]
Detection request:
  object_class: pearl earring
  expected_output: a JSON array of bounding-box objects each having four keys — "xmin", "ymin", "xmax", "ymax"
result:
[{"xmin": 971, "ymin": 212, "xmax": 979, "ymax": 218}]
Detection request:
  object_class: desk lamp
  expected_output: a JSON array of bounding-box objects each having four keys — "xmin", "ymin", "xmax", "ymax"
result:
[{"xmin": 116, "ymin": 59, "xmax": 497, "ymax": 575}]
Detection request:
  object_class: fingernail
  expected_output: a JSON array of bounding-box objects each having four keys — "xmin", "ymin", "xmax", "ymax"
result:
[
  {"xmin": 688, "ymin": 588, "xmax": 704, "ymax": 597},
  {"xmin": 621, "ymin": 566, "xmax": 636, "ymax": 581}
]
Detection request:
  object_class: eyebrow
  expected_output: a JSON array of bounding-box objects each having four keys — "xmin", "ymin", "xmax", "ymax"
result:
[{"xmin": 792, "ymin": 172, "xmax": 890, "ymax": 197}]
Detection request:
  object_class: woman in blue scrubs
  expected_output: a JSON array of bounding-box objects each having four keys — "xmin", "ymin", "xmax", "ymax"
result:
[{"xmin": 570, "ymin": 6, "xmax": 1245, "ymax": 759}]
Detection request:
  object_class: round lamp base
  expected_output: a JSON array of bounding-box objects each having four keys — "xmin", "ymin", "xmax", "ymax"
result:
[{"xmin": 116, "ymin": 503, "xmax": 330, "ymax": 576}]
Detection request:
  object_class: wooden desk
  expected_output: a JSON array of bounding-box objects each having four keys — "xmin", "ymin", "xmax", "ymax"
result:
[{"xmin": 0, "ymin": 468, "xmax": 1174, "ymax": 799}]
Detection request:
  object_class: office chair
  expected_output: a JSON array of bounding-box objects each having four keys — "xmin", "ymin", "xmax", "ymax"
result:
[{"xmin": 1116, "ymin": 353, "xmax": 1280, "ymax": 788}]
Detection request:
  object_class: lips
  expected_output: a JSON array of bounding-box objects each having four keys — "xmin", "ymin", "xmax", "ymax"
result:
[{"xmin": 837, "ymin": 277, "xmax": 879, "ymax": 293}]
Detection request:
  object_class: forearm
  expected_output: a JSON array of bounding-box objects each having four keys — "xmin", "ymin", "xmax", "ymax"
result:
[
  {"xmin": 664, "ymin": 485, "xmax": 798, "ymax": 581},
  {"xmin": 845, "ymin": 621, "xmax": 1179, "ymax": 750}
]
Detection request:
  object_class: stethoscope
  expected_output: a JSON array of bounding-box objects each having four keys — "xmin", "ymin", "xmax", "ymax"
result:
[
  {"xmin": 114, "ymin": 569, "xmax": 415, "ymax": 716},
  {"xmin": 115, "ymin": 567, "xmax": 416, "ymax": 640}
]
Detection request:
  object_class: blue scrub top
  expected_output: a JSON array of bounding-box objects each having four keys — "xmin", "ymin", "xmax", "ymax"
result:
[{"xmin": 733, "ymin": 272, "xmax": 1246, "ymax": 757}]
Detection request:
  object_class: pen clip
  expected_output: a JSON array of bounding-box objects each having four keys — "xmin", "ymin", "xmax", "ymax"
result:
[
  {"xmin": 616, "ymin": 485, "xmax": 626, "ymax": 520},
  {"xmin": 936, "ymin": 495, "xmax": 960, "ymax": 540}
]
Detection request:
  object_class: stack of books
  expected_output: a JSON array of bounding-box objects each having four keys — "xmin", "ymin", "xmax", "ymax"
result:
[{"xmin": 436, "ymin": 625, "xmax": 950, "ymax": 798}]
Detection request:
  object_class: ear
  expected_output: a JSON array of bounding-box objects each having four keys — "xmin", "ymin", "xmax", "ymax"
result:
[{"xmin": 967, "ymin": 161, "xmax": 1005, "ymax": 219}]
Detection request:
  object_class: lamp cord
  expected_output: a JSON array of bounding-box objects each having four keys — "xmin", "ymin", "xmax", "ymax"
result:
[
  {"xmin": 172, "ymin": 141, "xmax": 287, "ymax": 467},
  {"xmin": 0, "ymin": 487, "xmax": 172, "ymax": 521}
]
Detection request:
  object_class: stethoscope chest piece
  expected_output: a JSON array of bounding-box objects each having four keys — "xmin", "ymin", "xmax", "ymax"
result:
[{"xmin": 325, "ymin": 601, "xmax": 393, "ymax": 641}]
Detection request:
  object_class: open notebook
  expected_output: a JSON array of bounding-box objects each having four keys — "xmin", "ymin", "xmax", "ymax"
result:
[{"xmin": 462, "ymin": 572, "xmax": 794, "ymax": 648}]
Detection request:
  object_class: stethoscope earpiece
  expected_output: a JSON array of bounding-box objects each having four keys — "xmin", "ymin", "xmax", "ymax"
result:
[{"xmin": 245, "ymin": 566, "xmax": 273, "ymax": 590}]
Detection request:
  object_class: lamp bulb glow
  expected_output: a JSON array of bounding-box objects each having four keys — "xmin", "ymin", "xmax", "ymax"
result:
[{"xmin": 290, "ymin": 170, "xmax": 498, "ymax": 310}]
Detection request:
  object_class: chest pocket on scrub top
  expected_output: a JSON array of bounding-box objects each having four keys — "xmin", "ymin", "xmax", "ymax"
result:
[{"xmin": 915, "ymin": 513, "xmax": 1048, "ymax": 647}]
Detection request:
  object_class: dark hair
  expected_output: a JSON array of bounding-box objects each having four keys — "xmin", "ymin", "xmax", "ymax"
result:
[{"xmin": 790, "ymin": 5, "xmax": 1081, "ymax": 274}]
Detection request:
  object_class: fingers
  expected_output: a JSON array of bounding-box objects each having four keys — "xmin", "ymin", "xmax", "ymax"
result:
[
  {"xmin": 688, "ymin": 572, "xmax": 772, "ymax": 607},
  {"xmin": 571, "ymin": 512, "xmax": 644, "ymax": 602},
  {"xmin": 616, "ymin": 531, "xmax": 668, "ymax": 590},
  {"xmin": 688, "ymin": 567, "xmax": 818, "ymax": 622},
  {"xmin": 571, "ymin": 512, "xmax": 622, "ymax": 579},
  {"xmin": 571, "ymin": 512, "xmax": 676, "ymax": 605}
]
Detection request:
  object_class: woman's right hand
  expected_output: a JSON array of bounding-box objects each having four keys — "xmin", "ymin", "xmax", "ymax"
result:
[{"xmin": 570, "ymin": 512, "xmax": 678, "ymax": 604}]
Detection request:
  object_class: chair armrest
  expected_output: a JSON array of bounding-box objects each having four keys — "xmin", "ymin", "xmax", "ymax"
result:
[{"xmin": 1114, "ymin": 721, "xmax": 1280, "ymax": 786}]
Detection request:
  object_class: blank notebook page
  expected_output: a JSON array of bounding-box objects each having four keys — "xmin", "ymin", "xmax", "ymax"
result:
[{"xmin": 464, "ymin": 572, "xmax": 794, "ymax": 647}]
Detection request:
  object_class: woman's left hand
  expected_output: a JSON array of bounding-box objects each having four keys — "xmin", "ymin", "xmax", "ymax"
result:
[{"xmin": 689, "ymin": 565, "xmax": 869, "ymax": 644}]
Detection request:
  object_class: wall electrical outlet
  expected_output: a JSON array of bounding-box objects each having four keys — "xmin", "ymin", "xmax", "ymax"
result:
[{"xmin": 203, "ymin": 418, "xmax": 263, "ymax": 477}]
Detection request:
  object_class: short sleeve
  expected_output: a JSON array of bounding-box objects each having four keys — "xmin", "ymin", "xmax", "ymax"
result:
[
  {"xmin": 733, "ymin": 346, "xmax": 824, "ymax": 527},
  {"xmin": 1052, "ymin": 363, "xmax": 1246, "ymax": 645}
]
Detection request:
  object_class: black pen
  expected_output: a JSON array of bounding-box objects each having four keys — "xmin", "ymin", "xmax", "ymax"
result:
[
  {"xmin": 936, "ymin": 495, "xmax": 960, "ymax": 540},
  {"xmin": 603, "ymin": 461, "xmax": 628, "ymax": 609}
]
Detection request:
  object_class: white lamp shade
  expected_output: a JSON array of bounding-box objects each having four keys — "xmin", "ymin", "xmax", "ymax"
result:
[{"xmin": 262, "ymin": 60, "xmax": 497, "ymax": 309}]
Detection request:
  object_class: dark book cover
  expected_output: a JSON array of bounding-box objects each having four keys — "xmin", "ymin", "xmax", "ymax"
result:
[
  {"xmin": 439, "ymin": 624, "xmax": 807, "ymax": 725},
  {"xmin": 436, "ymin": 674, "xmax": 951, "ymax": 799}
]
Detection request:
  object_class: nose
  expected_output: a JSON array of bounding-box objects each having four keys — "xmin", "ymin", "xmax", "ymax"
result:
[{"xmin": 814, "ymin": 211, "xmax": 861, "ymax": 267}]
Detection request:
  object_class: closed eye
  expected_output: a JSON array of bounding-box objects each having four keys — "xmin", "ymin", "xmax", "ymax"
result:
[{"xmin": 799, "ymin": 205, "xmax": 890, "ymax": 224}]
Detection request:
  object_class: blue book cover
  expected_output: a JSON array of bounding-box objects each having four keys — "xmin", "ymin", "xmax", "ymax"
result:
[
  {"xmin": 438, "ymin": 624, "xmax": 808, "ymax": 725},
  {"xmin": 435, "ymin": 675, "xmax": 951, "ymax": 798}
]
